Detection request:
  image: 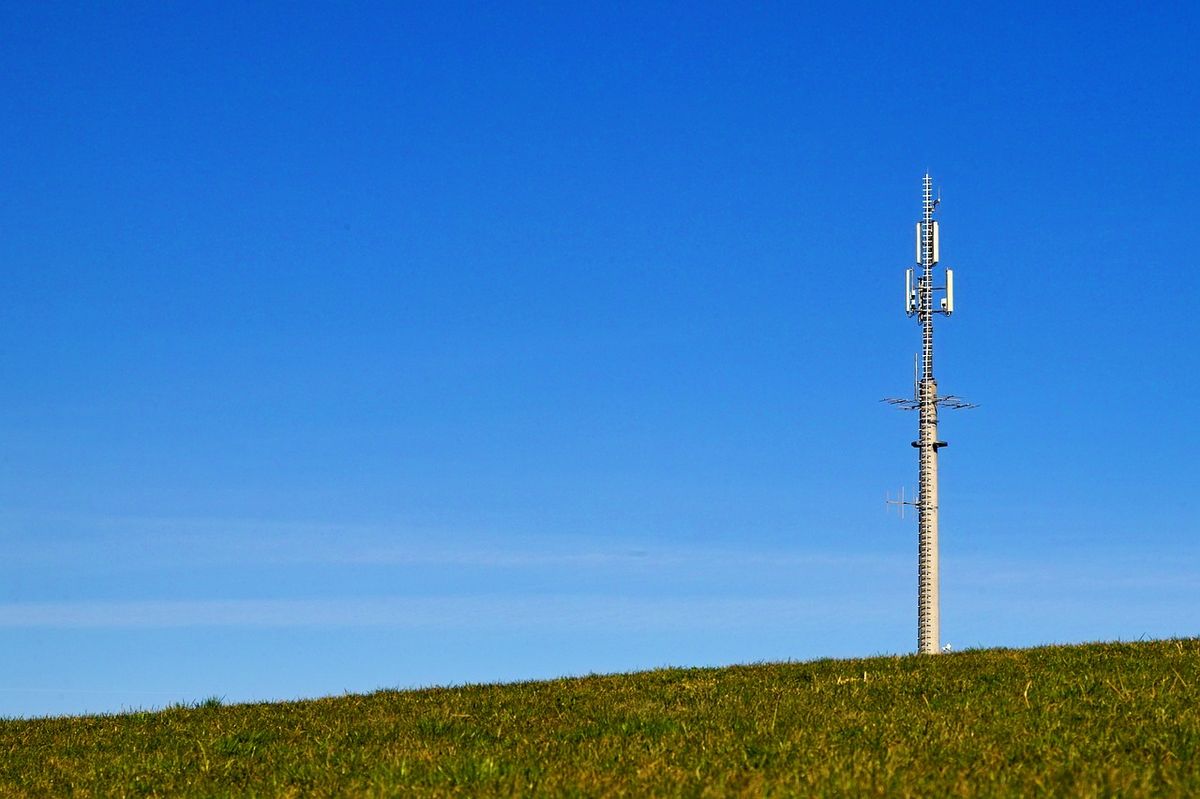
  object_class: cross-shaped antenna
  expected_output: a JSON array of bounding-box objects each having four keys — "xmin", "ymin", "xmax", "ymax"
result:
[{"xmin": 886, "ymin": 486, "xmax": 918, "ymax": 519}]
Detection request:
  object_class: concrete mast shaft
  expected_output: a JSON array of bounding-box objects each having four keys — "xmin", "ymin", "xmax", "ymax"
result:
[{"xmin": 917, "ymin": 173, "xmax": 940, "ymax": 655}]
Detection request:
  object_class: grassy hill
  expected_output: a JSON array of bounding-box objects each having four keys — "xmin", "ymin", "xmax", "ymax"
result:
[{"xmin": 2, "ymin": 638, "xmax": 1197, "ymax": 797}]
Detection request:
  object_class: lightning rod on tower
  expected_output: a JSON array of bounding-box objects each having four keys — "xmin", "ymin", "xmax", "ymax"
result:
[{"xmin": 883, "ymin": 174, "xmax": 975, "ymax": 655}]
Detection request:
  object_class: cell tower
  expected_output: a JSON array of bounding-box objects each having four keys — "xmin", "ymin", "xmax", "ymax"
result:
[{"xmin": 883, "ymin": 173, "xmax": 974, "ymax": 655}]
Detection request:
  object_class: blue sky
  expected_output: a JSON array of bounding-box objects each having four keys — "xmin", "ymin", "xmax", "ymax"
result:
[{"xmin": 1, "ymin": 2, "xmax": 1197, "ymax": 717}]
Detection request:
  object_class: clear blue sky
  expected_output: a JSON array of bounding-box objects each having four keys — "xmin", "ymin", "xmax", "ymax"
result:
[{"xmin": 2, "ymin": 2, "xmax": 1197, "ymax": 717}]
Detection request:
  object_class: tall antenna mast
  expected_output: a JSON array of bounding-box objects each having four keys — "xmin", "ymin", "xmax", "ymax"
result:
[{"xmin": 883, "ymin": 173, "xmax": 974, "ymax": 655}]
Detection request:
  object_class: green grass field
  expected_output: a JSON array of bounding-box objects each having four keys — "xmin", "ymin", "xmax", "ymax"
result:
[{"xmin": 2, "ymin": 638, "xmax": 1197, "ymax": 797}]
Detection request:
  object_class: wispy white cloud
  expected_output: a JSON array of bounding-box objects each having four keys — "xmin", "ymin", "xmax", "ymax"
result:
[
  {"xmin": 0, "ymin": 511, "xmax": 904, "ymax": 571},
  {"xmin": 0, "ymin": 595, "xmax": 891, "ymax": 630},
  {"xmin": 5, "ymin": 513, "xmax": 1194, "ymax": 638},
  {"xmin": 943, "ymin": 553, "xmax": 1200, "ymax": 592}
]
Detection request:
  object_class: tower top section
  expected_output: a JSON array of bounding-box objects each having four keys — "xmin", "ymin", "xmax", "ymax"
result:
[{"xmin": 906, "ymin": 175, "xmax": 952, "ymax": 318}]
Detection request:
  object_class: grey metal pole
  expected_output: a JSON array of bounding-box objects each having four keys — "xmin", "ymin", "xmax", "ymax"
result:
[
  {"xmin": 916, "ymin": 174, "xmax": 940, "ymax": 655},
  {"xmin": 884, "ymin": 174, "xmax": 971, "ymax": 655}
]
